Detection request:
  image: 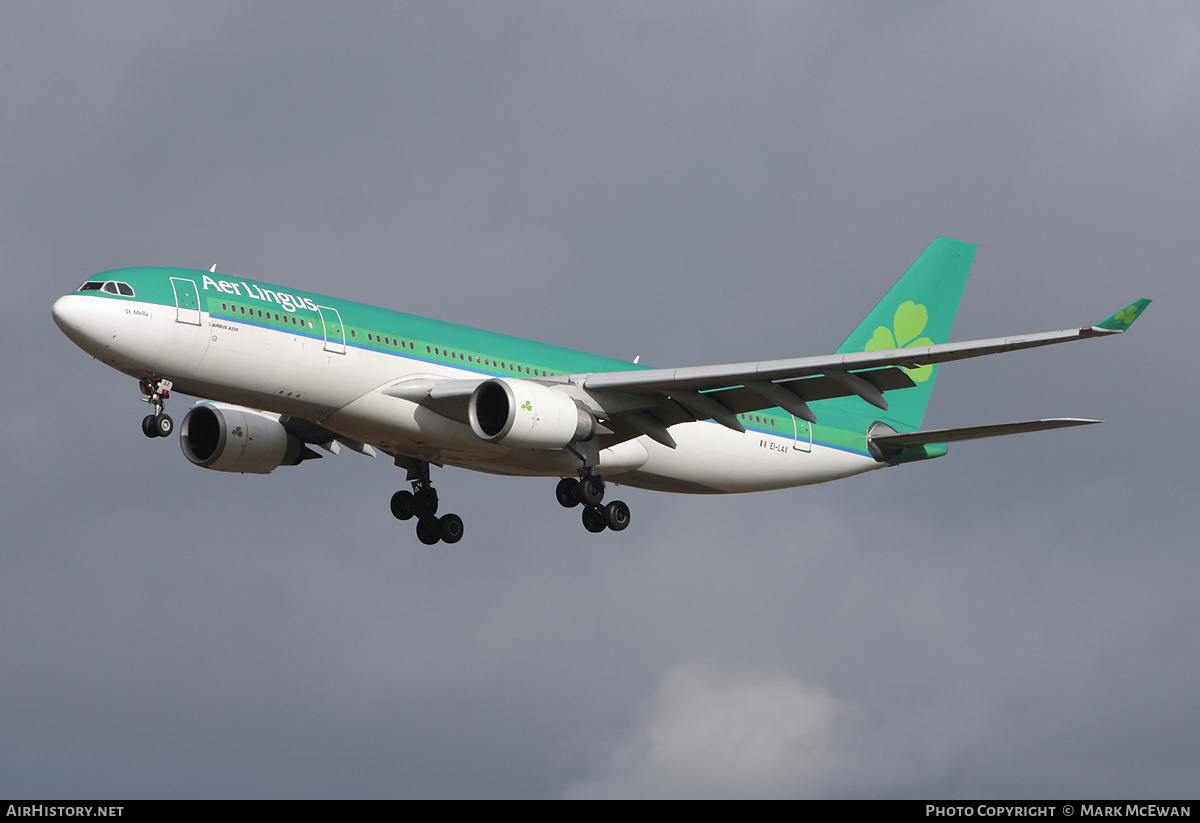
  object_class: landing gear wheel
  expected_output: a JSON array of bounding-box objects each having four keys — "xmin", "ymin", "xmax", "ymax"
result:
[
  {"xmin": 438, "ymin": 513, "xmax": 464, "ymax": 544},
  {"xmin": 556, "ymin": 477, "xmax": 581, "ymax": 508},
  {"xmin": 412, "ymin": 488, "xmax": 439, "ymax": 519},
  {"xmin": 416, "ymin": 518, "xmax": 441, "ymax": 545},
  {"xmin": 579, "ymin": 475, "xmax": 605, "ymax": 507},
  {"xmin": 139, "ymin": 378, "xmax": 173, "ymax": 435},
  {"xmin": 582, "ymin": 505, "xmax": 607, "ymax": 533},
  {"xmin": 604, "ymin": 500, "xmax": 630, "ymax": 531},
  {"xmin": 390, "ymin": 490, "xmax": 415, "ymax": 520},
  {"xmin": 155, "ymin": 414, "xmax": 174, "ymax": 437}
]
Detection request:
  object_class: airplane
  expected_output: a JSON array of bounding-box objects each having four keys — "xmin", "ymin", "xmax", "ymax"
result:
[{"xmin": 52, "ymin": 238, "xmax": 1149, "ymax": 544}]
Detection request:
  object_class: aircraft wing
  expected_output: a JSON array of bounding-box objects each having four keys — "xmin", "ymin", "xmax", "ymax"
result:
[
  {"xmin": 573, "ymin": 300, "xmax": 1151, "ymax": 429},
  {"xmin": 371, "ymin": 301, "xmax": 1148, "ymax": 451},
  {"xmin": 383, "ymin": 377, "xmax": 486, "ymax": 424}
]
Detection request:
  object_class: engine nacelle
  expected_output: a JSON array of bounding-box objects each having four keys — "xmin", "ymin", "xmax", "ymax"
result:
[
  {"xmin": 180, "ymin": 402, "xmax": 310, "ymax": 474},
  {"xmin": 468, "ymin": 378, "xmax": 595, "ymax": 449}
]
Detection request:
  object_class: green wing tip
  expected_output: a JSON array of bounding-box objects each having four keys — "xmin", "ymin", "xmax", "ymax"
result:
[{"xmin": 1096, "ymin": 298, "xmax": 1152, "ymax": 331}]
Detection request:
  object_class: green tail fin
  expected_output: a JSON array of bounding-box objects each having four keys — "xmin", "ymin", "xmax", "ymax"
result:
[
  {"xmin": 823, "ymin": 237, "xmax": 978, "ymax": 431},
  {"xmin": 1095, "ymin": 298, "xmax": 1151, "ymax": 331}
]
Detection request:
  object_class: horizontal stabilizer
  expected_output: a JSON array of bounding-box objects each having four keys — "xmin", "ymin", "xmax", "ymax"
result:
[{"xmin": 871, "ymin": 417, "xmax": 1102, "ymax": 448}]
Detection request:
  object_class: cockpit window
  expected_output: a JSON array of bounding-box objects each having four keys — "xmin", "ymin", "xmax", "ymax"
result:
[{"xmin": 89, "ymin": 280, "xmax": 135, "ymax": 297}]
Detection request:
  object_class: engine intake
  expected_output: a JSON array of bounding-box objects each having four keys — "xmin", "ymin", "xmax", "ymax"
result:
[
  {"xmin": 180, "ymin": 402, "xmax": 312, "ymax": 473},
  {"xmin": 468, "ymin": 378, "xmax": 595, "ymax": 449}
]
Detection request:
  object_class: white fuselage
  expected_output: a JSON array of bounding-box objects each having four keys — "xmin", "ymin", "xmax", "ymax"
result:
[{"xmin": 53, "ymin": 291, "xmax": 881, "ymax": 494}]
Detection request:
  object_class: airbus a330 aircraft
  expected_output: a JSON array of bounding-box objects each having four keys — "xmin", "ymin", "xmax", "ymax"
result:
[{"xmin": 53, "ymin": 238, "xmax": 1148, "ymax": 544}]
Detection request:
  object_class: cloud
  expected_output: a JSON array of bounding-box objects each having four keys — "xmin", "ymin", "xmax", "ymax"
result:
[{"xmin": 563, "ymin": 661, "xmax": 844, "ymax": 799}]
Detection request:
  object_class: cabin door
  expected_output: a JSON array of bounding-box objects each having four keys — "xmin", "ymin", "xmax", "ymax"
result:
[
  {"xmin": 792, "ymin": 415, "xmax": 813, "ymax": 452},
  {"xmin": 170, "ymin": 277, "xmax": 201, "ymax": 325},
  {"xmin": 317, "ymin": 306, "xmax": 346, "ymax": 354}
]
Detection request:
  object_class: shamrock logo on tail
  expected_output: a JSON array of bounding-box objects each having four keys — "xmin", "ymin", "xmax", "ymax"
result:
[
  {"xmin": 865, "ymin": 301, "xmax": 935, "ymax": 382},
  {"xmin": 1114, "ymin": 304, "xmax": 1140, "ymax": 326}
]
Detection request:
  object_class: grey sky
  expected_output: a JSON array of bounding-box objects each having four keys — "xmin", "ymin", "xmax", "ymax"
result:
[{"xmin": 3, "ymin": 1, "xmax": 1197, "ymax": 798}]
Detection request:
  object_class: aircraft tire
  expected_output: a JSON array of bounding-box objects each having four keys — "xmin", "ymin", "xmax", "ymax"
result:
[
  {"xmin": 439, "ymin": 513, "xmax": 464, "ymax": 544},
  {"xmin": 142, "ymin": 415, "xmax": 159, "ymax": 438},
  {"xmin": 390, "ymin": 490, "xmax": 415, "ymax": 520},
  {"xmin": 579, "ymin": 475, "xmax": 605, "ymax": 507},
  {"xmin": 155, "ymin": 414, "xmax": 174, "ymax": 437},
  {"xmin": 412, "ymin": 488, "xmax": 439, "ymax": 519},
  {"xmin": 556, "ymin": 477, "xmax": 581, "ymax": 508},
  {"xmin": 416, "ymin": 518, "xmax": 441, "ymax": 545},
  {"xmin": 582, "ymin": 505, "xmax": 607, "ymax": 533},
  {"xmin": 604, "ymin": 500, "xmax": 630, "ymax": 531}
]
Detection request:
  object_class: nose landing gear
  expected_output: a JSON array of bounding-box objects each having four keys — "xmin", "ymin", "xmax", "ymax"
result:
[{"xmin": 139, "ymin": 378, "xmax": 174, "ymax": 438}]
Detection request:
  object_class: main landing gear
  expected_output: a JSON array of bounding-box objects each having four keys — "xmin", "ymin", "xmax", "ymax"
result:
[
  {"xmin": 556, "ymin": 474, "xmax": 630, "ymax": 533},
  {"xmin": 390, "ymin": 461, "xmax": 464, "ymax": 545},
  {"xmin": 139, "ymin": 378, "xmax": 174, "ymax": 438}
]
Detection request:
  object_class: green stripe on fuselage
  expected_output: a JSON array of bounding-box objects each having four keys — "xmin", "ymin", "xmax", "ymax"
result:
[{"xmin": 80, "ymin": 266, "xmax": 876, "ymax": 457}]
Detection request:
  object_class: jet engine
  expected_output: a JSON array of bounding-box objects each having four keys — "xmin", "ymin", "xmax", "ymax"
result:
[
  {"xmin": 180, "ymin": 402, "xmax": 315, "ymax": 473},
  {"xmin": 468, "ymin": 378, "xmax": 595, "ymax": 449}
]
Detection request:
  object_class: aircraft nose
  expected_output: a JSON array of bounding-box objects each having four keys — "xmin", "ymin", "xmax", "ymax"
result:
[
  {"xmin": 52, "ymin": 294, "xmax": 86, "ymax": 333},
  {"xmin": 52, "ymin": 293, "xmax": 104, "ymax": 352}
]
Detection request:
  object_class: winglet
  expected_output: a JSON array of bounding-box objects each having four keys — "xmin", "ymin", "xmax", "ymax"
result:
[{"xmin": 1095, "ymin": 299, "xmax": 1151, "ymax": 331}]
